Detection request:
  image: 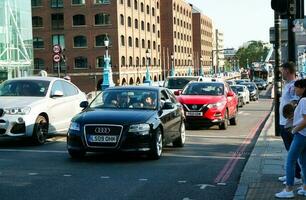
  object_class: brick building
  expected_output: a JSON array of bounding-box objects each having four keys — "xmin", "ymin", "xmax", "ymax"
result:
[{"xmin": 32, "ymin": 0, "xmax": 161, "ymax": 92}]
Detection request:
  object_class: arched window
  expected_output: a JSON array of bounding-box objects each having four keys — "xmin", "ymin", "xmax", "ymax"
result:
[
  {"xmin": 135, "ymin": 38, "xmax": 139, "ymax": 48},
  {"xmin": 146, "ymin": 5, "xmax": 150, "ymax": 14},
  {"xmin": 73, "ymin": 14, "xmax": 86, "ymax": 26},
  {"xmin": 147, "ymin": 23, "xmax": 150, "ymax": 32},
  {"xmin": 147, "ymin": 40, "xmax": 151, "ymax": 49},
  {"xmin": 128, "ymin": 36, "xmax": 132, "ymax": 47},
  {"xmin": 120, "ymin": 14, "xmax": 124, "ymax": 25},
  {"xmin": 157, "ymin": 2, "xmax": 159, "ymax": 9},
  {"xmin": 142, "ymin": 57, "xmax": 145, "ymax": 66},
  {"xmin": 121, "ymin": 56, "xmax": 126, "ymax": 66},
  {"xmin": 153, "ymin": 41, "xmax": 156, "ymax": 50},
  {"xmin": 33, "ymin": 37, "xmax": 44, "ymax": 48},
  {"xmin": 95, "ymin": 13, "xmax": 111, "ymax": 25},
  {"xmin": 136, "ymin": 57, "xmax": 140, "ymax": 66},
  {"xmin": 96, "ymin": 56, "xmax": 103, "ymax": 68},
  {"xmin": 134, "ymin": 0, "xmax": 138, "ymax": 9},
  {"xmin": 34, "ymin": 58, "xmax": 45, "ymax": 70},
  {"xmin": 73, "ymin": 35, "xmax": 87, "ymax": 47},
  {"xmin": 141, "ymin": 21, "xmax": 144, "ymax": 30},
  {"xmin": 140, "ymin": 2, "xmax": 144, "ymax": 12},
  {"xmin": 152, "ymin": 7, "xmax": 155, "ymax": 16},
  {"xmin": 128, "ymin": 17, "xmax": 132, "ymax": 27},
  {"xmin": 134, "ymin": 19, "xmax": 138, "ymax": 29},
  {"xmin": 74, "ymin": 56, "xmax": 88, "ymax": 68},
  {"xmin": 32, "ymin": 16, "xmax": 43, "ymax": 27},
  {"xmin": 129, "ymin": 56, "xmax": 133, "ymax": 66},
  {"xmin": 152, "ymin": 24, "xmax": 155, "ymax": 33},
  {"xmin": 154, "ymin": 58, "xmax": 156, "ymax": 66},
  {"xmin": 127, "ymin": 0, "xmax": 131, "ymax": 7},
  {"xmin": 142, "ymin": 39, "xmax": 145, "ymax": 48},
  {"xmin": 121, "ymin": 35, "xmax": 125, "ymax": 46},
  {"xmin": 95, "ymin": 34, "xmax": 112, "ymax": 47}
]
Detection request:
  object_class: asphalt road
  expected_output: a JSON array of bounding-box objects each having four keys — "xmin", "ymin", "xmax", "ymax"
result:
[{"xmin": 0, "ymin": 88, "xmax": 273, "ymax": 200}]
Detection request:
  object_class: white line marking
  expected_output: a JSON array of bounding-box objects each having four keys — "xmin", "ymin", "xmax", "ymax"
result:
[
  {"xmin": 28, "ymin": 173, "xmax": 38, "ymax": 176},
  {"xmin": 197, "ymin": 184, "xmax": 215, "ymax": 190},
  {"xmin": 139, "ymin": 178, "xmax": 148, "ymax": 181},
  {"xmin": 63, "ymin": 174, "xmax": 72, "ymax": 177},
  {"xmin": 100, "ymin": 176, "xmax": 110, "ymax": 179},
  {"xmin": 186, "ymin": 135, "xmax": 246, "ymax": 139},
  {"xmin": 164, "ymin": 153, "xmax": 245, "ymax": 160},
  {"xmin": 178, "ymin": 180, "xmax": 187, "ymax": 183},
  {"xmin": 238, "ymin": 111, "xmax": 244, "ymax": 114},
  {"xmin": 217, "ymin": 182, "xmax": 227, "ymax": 186}
]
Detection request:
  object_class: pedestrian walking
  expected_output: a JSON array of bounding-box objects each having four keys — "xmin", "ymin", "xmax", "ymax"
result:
[
  {"xmin": 277, "ymin": 62, "xmax": 302, "ymax": 185},
  {"xmin": 275, "ymin": 79, "xmax": 306, "ymax": 198}
]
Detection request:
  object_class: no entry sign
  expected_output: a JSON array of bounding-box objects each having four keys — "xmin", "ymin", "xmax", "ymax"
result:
[
  {"xmin": 53, "ymin": 45, "xmax": 62, "ymax": 54},
  {"xmin": 53, "ymin": 54, "xmax": 61, "ymax": 63}
]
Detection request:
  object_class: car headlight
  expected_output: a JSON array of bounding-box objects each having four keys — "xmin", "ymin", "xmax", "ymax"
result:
[
  {"xmin": 207, "ymin": 102, "xmax": 225, "ymax": 109},
  {"xmin": 4, "ymin": 107, "xmax": 31, "ymax": 115},
  {"xmin": 69, "ymin": 122, "xmax": 80, "ymax": 131},
  {"xmin": 129, "ymin": 124, "xmax": 150, "ymax": 135}
]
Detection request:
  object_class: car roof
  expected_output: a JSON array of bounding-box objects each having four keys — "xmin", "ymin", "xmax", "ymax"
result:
[
  {"xmin": 7, "ymin": 76, "xmax": 63, "ymax": 82},
  {"xmin": 105, "ymin": 86, "xmax": 163, "ymax": 92}
]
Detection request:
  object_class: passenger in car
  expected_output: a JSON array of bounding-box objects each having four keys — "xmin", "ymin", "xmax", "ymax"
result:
[{"xmin": 142, "ymin": 94, "xmax": 156, "ymax": 109}]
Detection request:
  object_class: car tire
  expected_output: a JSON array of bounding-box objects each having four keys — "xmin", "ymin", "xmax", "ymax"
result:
[
  {"xmin": 173, "ymin": 121, "xmax": 186, "ymax": 147},
  {"xmin": 31, "ymin": 115, "xmax": 48, "ymax": 145},
  {"xmin": 219, "ymin": 111, "xmax": 228, "ymax": 130},
  {"xmin": 68, "ymin": 149, "xmax": 86, "ymax": 159},
  {"xmin": 229, "ymin": 114, "xmax": 238, "ymax": 125},
  {"xmin": 148, "ymin": 128, "xmax": 163, "ymax": 160}
]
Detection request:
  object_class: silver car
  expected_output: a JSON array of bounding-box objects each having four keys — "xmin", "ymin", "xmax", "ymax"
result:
[{"xmin": 0, "ymin": 77, "xmax": 87, "ymax": 144}]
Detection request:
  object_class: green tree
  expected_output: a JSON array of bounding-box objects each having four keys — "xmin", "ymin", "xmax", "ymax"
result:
[{"xmin": 235, "ymin": 41, "xmax": 269, "ymax": 69}]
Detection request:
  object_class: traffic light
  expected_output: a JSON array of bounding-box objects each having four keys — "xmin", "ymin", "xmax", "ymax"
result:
[
  {"xmin": 271, "ymin": 0, "xmax": 288, "ymax": 14},
  {"xmin": 295, "ymin": 0, "xmax": 304, "ymax": 19},
  {"xmin": 271, "ymin": 0, "xmax": 304, "ymax": 19}
]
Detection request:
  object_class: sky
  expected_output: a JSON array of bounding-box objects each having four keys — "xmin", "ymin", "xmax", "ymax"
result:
[{"xmin": 187, "ymin": 0, "xmax": 275, "ymax": 49}]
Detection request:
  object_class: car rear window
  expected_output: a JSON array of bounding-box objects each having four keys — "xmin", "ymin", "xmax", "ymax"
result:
[{"xmin": 164, "ymin": 77, "xmax": 197, "ymax": 89}]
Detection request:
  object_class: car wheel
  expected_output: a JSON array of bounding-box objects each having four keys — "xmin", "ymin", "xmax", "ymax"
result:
[
  {"xmin": 148, "ymin": 128, "xmax": 163, "ymax": 160},
  {"xmin": 68, "ymin": 149, "xmax": 86, "ymax": 159},
  {"xmin": 32, "ymin": 115, "xmax": 48, "ymax": 145},
  {"xmin": 219, "ymin": 111, "xmax": 229, "ymax": 130},
  {"xmin": 229, "ymin": 114, "xmax": 238, "ymax": 125},
  {"xmin": 173, "ymin": 121, "xmax": 186, "ymax": 147}
]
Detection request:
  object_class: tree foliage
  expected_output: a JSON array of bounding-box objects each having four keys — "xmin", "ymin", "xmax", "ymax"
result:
[{"xmin": 235, "ymin": 41, "xmax": 269, "ymax": 69}]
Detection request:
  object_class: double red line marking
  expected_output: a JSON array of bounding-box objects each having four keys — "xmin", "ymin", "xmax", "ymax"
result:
[{"xmin": 214, "ymin": 113, "xmax": 268, "ymax": 184}]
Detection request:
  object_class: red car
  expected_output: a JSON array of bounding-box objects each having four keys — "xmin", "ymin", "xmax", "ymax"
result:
[{"xmin": 176, "ymin": 81, "xmax": 238, "ymax": 130}]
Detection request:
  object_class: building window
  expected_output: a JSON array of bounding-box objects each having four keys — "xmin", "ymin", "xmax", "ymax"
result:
[
  {"xmin": 140, "ymin": 2, "xmax": 144, "ymax": 12},
  {"xmin": 157, "ymin": 16, "xmax": 160, "ymax": 24},
  {"xmin": 146, "ymin": 5, "xmax": 150, "ymax": 14},
  {"xmin": 95, "ymin": 0, "xmax": 110, "ymax": 4},
  {"xmin": 152, "ymin": 8, "xmax": 155, "ymax": 16},
  {"xmin": 134, "ymin": 0, "xmax": 138, "ymax": 9},
  {"xmin": 154, "ymin": 58, "xmax": 156, "ymax": 66},
  {"xmin": 74, "ymin": 56, "xmax": 88, "ymax": 68},
  {"xmin": 153, "ymin": 41, "xmax": 156, "ymax": 50},
  {"xmin": 157, "ymin": 2, "xmax": 159, "ymax": 9},
  {"xmin": 120, "ymin": 14, "xmax": 124, "ymax": 25},
  {"xmin": 121, "ymin": 35, "xmax": 125, "ymax": 46},
  {"xmin": 51, "ymin": 13, "xmax": 64, "ymax": 30},
  {"xmin": 33, "ymin": 37, "xmax": 44, "ymax": 48},
  {"xmin": 34, "ymin": 58, "xmax": 45, "ymax": 70},
  {"xmin": 31, "ymin": 0, "xmax": 42, "ymax": 7},
  {"xmin": 135, "ymin": 38, "xmax": 139, "ymax": 48},
  {"xmin": 142, "ymin": 57, "xmax": 145, "ymax": 66},
  {"xmin": 147, "ymin": 23, "xmax": 150, "ymax": 32},
  {"xmin": 73, "ymin": 14, "xmax": 86, "ymax": 26},
  {"xmin": 129, "ymin": 56, "xmax": 133, "ymax": 66},
  {"xmin": 142, "ymin": 39, "xmax": 145, "ymax": 48},
  {"xmin": 157, "ymin": 30, "xmax": 160, "ymax": 38},
  {"xmin": 136, "ymin": 57, "xmax": 140, "ymax": 66},
  {"xmin": 72, "ymin": 0, "xmax": 85, "ymax": 5},
  {"xmin": 52, "ymin": 34, "xmax": 65, "ymax": 48},
  {"xmin": 141, "ymin": 21, "xmax": 144, "ymax": 30},
  {"xmin": 147, "ymin": 40, "xmax": 151, "ymax": 49},
  {"xmin": 127, "ymin": 0, "xmax": 131, "ymax": 7},
  {"xmin": 73, "ymin": 35, "xmax": 87, "ymax": 47},
  {"xmin": 152, "ymin": 24, "xmax": 155, "ymax": 33},
  {"xmin": 95, "ymin": 13, "xmax": 111, "ymax": 25},
  {"xmin": 96, "ymin": 56, "xmax": 103, "ymax": 68},
  {"xmin": 134, "ymin": 19, "xmax": 138, "ymax": 29},
  {"xmin": 121, "ymin": 56, "xmax": 126, "ymax": 66},
  {"xmin": 51, "ymin": 0, "xmax": 63, "ymax": 8},
  {"xmin": 128, "ymin": 37, "xmax": 132, "ymax": 47},
  {"xmin": 95, "ymin": 34, "xmax": 111, "ymax": 47},
  {"xmin": 120, "ymin": 0, "xmax": 123, "ymax": 4},
  {"xmin": 127, "ymin": 17, "xmax": 132, "ymax": 27},
  {"xmin": 32, "ymin": 16, "xmax": 43, "ymax": 27}
]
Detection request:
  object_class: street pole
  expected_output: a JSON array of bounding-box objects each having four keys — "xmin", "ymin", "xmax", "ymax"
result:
[
  {"xmin": 274, "ymin": 11, "xmax": 282, "ymax": 136},
  {"xmin": 211, "ymin": 51, "xmax": 214, "ymax": 74},
  {"xmin": 288, "ymin": 17, "xmax": 296, "ymax": 62},
  {"xmin": 57, "ymin": 62, "xmax": 60, "ymax": 78}
]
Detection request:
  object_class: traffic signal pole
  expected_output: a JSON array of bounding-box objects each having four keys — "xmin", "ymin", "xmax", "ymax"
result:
[
  {"xmin": 288, "ymin": 17, "xmax": 296, "ymax": 62},
  {"xmin": 274, "ymin": 11, "xmax": 282, "ymax": 136}
]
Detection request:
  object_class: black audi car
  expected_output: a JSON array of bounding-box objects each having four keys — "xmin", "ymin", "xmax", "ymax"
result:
[{"xmin": 67, "ymin": 86, "xmax": 185, "ymax": 160}]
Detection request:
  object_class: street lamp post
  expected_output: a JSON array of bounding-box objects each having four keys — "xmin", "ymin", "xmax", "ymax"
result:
[
  {"xmin": 170, "ymin": 53, "xmax": 175, "ymax": 76},
  {"xmin": 200, "ymin": 56, "xmax": 204, "ymax": 76},
  {"xmin": 211, "ymin": 48, "xmax": 234, "ymax": 76},
  {"xmin": 144, "ymin": 49, "xmax": 152, "ymax": 85},
  {"xmin": 101, "ymin": 35, "xmax": 115, "ymax": 91},
  {"xmin": 188, "ymin": 54, "xmax": 192, "ymax": 76}
]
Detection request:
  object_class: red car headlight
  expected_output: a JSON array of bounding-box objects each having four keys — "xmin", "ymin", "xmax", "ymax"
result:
[{"xmin": 207, "ymin": 101, "xmax": 226, "ymax": 109}]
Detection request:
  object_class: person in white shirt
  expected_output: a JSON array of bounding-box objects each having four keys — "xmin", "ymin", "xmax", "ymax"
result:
[
  {"xmin": 275, "ymin": 79, "xmax": 306, "ymax": 198},
  {"xmin": 277, "ymin": 62, "xmax": 301, "ymax": 185}
]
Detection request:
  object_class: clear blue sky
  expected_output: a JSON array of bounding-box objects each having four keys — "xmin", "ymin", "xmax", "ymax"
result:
[{"xmin": 188, "ymin": 0, "xmax": 275, "ymax": 49}]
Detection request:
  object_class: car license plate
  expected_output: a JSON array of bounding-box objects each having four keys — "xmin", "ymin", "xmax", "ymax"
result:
[
  {"xmin": 89, "ymin": 135, "xmax": 117, "ymax": 143},
  {"xmin": 186, "ymin": 112, "xmax": 202, "ymax": 116}
]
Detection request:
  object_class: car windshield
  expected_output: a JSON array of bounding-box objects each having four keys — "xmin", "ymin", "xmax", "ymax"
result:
[
  {"xmin": 164, "ymin": 77, "xmax": 197, "ymax": 89},
  {"xmin": 182, "ymin": 82, "xmax": 224, "ymax": 96},
  {"xmin": 0, "ymin": 80, "xmax": 50, "ymax": 97},
  {"xmin": 232, "ymin": 86, "xmax": 243, "ymax": 92},
  {"xmin": 90, "ymin": 89, "xmax": 158, "ymax": 110},
  {"xmin": 246, "ymin": 85, "xmax": 255, "ymax": 91}
]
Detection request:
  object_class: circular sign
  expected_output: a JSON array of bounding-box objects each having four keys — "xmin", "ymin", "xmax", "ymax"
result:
[
  {"xmin": 53, "ymin": 45, "xmax": 62, "ymax": 54},
  {"xmin": 53, "ymin": 54, "xmax": 61, "ymax": 63}
]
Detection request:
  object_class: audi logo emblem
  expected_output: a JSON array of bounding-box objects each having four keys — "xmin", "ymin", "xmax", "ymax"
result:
[{"xmin": 95, "ymin": 127, "xmax": 111, "ymax": 134}]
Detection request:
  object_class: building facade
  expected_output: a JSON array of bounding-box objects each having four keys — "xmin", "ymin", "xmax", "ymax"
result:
[
  {"xmin": 32, "ymin": 0, "xmax": 161, "ymax": 92},
  {"xmin": 191, "ymin": 6, "xmax": 213, "ymax": 75},
  {"xmin": 0, "ymin": 0, "xmax": 34, "ymax": 82},
  {"xmin": 160, "ymin": 0, "xmax": 193, "ymax": 77}
]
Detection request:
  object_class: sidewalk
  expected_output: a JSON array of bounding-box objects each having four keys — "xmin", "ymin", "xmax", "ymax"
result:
[{"xmin": 233, "ymin": 112, "xmax": 305, "ymax": 200}]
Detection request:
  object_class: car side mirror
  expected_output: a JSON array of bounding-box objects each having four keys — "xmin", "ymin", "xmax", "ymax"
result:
[
  {"xmin": 80, "ymin": 101, "xmax": 89, "ymax": 109},
  {"xmin": 227, "ymin": 91, "xmax": 235, "ymax": 97},
  {"xmin": 51, "ymin": 90, "xmax": 64, "ymax": 97},
  {"xmin": 174, "ymin": 90, "xmax": 181, "ymax": 96},
  {"xmin": 162, "ymin": 101, "xmax": 175, "ymax": 110}
]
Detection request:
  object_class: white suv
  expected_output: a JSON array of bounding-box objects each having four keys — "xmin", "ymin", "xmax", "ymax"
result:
[{"xmin": 0, "ymin": 77, "xmax": 86, "ymax": 144}]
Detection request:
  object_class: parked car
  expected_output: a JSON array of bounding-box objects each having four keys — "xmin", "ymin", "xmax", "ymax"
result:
[
  {"xmin": 0, "ymin": 77, "xmax": 87, "ymax": 144},
  {"xmin": 230, "ymin": 85, "xmax": 250, "ymax": 105},
  {"xmin": 176, "ymin": 81, "xmax": 238, "ymax": 130},
  {"xmin": 241, "ymin": 82, "xmax": 259, "ymax": 101},
  {"xmin": 226, "ymin": 80, "xmax": 236, "ymax": 86},
  {"xmin": 67, "ymin": 86, "xmax": 185, "ymax": 160},
  {"xmin": 163, "ymin": 76, "xmax": 207, "ymax": 95},
  {"xmin": 253, "ymin": 79, "xmax": 268, "ymax": 90}
]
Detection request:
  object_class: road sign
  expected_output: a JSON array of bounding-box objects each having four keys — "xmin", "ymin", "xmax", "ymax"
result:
[
  {"xmin": 53, "ymin": 45, "xmax": 62, "ymax": 54},
  {"xmin": 53, "ymin": 54, "xmax": 61, "ymax": 63}
]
